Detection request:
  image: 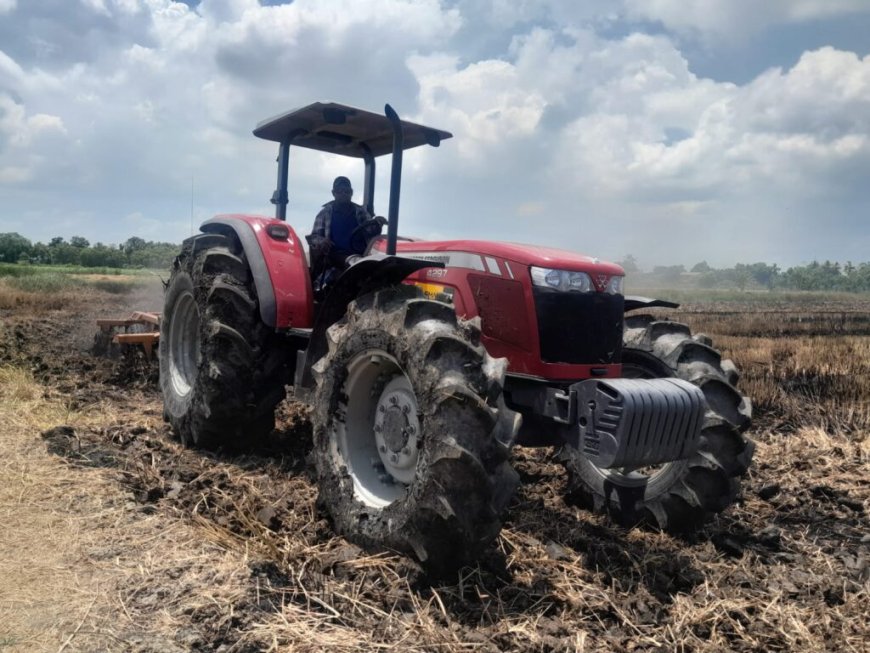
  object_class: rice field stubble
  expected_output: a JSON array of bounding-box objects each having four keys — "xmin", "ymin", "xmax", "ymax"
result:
[{"xmin": 0, "ymin": 281, "xmax": 867, "ymax": 652}]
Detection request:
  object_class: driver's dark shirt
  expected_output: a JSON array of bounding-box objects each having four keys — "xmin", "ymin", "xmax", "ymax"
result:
[{"xmin": 329, "ymin": 203, "xmax": 361, "ymax": 256}]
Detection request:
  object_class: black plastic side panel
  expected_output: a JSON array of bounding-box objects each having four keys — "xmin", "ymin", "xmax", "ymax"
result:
[
  {"xmin": 200, "ymin": 217, "xmax": 277, "ymax": 327},
  {"xmin": 297, "ymin": 255, "xmax": 443, "ymax": 389}
]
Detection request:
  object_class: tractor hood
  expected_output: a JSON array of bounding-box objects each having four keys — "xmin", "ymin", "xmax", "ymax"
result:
[{"xmin": 390, "ymin": 239, "xmax": 625, "ymax": 276}]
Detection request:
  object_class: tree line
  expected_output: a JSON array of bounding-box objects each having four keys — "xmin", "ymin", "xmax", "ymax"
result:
[
  {"xmin": 619, "ymin": 256, "xmax": 870, "ymax": 292},
  {"xmin": 3, "ymin": 232, "xmax": 869, "ymax": 292},
  {"xmin": 0, "ymin": 233, "xmax": 178, "ymax": 269}
]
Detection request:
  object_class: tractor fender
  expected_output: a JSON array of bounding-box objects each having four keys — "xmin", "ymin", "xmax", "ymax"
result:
[
  {"xmin": 201, "ymin": 215, "xmax": 313, "ymax": 329},
  {"xmin": 624, "ymin": 295, "xmax": 680, "ymax": 312},
  {"xmin": 296, "ymin": 255, "xmax": 444, "ymax": 389}
]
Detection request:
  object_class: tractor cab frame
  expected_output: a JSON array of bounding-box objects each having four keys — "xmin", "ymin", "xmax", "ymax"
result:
[{"xmin": 254, "ymin": 102, "xmax": 451, "ymax": 256}]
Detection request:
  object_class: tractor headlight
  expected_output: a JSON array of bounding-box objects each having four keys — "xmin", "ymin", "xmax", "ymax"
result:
[
  {"xmin": 530, "ymin": 267, "xmax": 593, "ymax": 292},
  {"xmin": 606, "ymin": 275, "xmax": 624, "ymax": 295}
]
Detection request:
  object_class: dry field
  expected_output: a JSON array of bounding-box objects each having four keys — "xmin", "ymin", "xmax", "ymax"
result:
[{"xmin": 0, "ymin": 278, "xmax": 867, "ymax": 652}]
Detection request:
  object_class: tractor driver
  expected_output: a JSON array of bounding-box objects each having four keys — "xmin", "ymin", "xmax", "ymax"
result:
[{"xmin": 307, "ymin": 176, "xmax": 386, "ymax": 294}]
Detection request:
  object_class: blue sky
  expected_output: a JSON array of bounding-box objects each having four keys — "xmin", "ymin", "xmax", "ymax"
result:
[{"xmin": 1, "ymin": 0, "xmax": 869, "ymax": 267}]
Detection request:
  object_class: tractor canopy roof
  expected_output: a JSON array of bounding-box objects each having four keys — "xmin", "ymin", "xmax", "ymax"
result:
[{"xmin": 253, "ymin": 102, "xmax": 452, "ymax": 158}]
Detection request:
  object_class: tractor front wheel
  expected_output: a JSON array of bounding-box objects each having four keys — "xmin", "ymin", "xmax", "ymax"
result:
[
  {"xmin": 159, "ymin": 232, "xmax": 288, "ymax": 448},
  {"xmin": 560, "ymin": 315, "xmax": 754, "ymax": 531},
  {"xmin": 311, "ymin": 286, "xmax": 520, "ymax": 574}
]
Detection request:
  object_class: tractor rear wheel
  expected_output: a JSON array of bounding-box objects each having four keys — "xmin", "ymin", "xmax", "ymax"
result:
[
  {"xmin": 159, "ymin": 232, "xmax": 288, "ymax": 449},
  {"xmin": 311, "ymin": 285, "xmax": 520, "ymax": 574},
  {"xmin": 560, "ymin": 316, "xmax": 754, "ymax": 530}
]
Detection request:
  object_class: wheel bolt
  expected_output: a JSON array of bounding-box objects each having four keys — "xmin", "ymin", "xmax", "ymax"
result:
[
  {"xmin": 390, "ymin": 396, "xmax": 398, "ymax": 405},
  {"xmin": 379, "ymin": 445, "xmax": 386, "ymax": 453},
  {"xmin": 402, "ymin": 405, "xmax": 410, "ymax": 414},
  {"xmin": 390, "ymin": 453, "xmax": 398, "ymax": 463},
  {"xmin": 374, "ymin": 425, "xmax": 382, "ymax": 433},
  {"xmin": 408, "ymin": 426, "xmax": 416, "ymax": 435},
  {"xmin": 402, "ymin": 447, "xmax": 410, "ymax": 455},
  {"xmin": 378, "ymin": 405, "xmax": 386, "ymax": 413}
]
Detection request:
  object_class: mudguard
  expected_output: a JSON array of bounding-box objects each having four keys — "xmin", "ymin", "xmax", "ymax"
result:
[
  {"xmin": 201, "ymin": 215, "xmax": 313, "ymax": 329},
  {"xmin": 296, "ymin": 255, "xmax": 444, "ymax": 389}
]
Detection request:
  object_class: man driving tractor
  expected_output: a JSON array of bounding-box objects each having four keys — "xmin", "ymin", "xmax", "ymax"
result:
[{"xmin": 308, "ymin": 176, "xmax": 386, "ymax": 294}]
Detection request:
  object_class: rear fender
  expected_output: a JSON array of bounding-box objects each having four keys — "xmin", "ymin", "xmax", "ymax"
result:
[
  {"xmin": 201, "ymin": 215, "xmax": 313, "ymax": 329},
  {"xmin": 296, "ymin": 255, "xmax": 443, "ymax": 389}
]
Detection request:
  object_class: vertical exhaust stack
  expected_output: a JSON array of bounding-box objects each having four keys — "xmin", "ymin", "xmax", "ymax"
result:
[
  {"xmin": 272, "ymin": 139, "xmax": 290, "ymax": 221},
  {"xmin": 385, "ymin": 104, "xmax": 404, "ymax": 256}
]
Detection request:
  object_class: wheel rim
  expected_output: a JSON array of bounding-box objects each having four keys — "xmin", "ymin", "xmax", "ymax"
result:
[
  {"xmin": 586, "ymin": 359, "xmax": 685, "ymax": 488},
  {"xmin": 337, "ymin": 349, "xmax": 421, "ymax": 508},
  {"xmin": 168, "ymin": 291, "xmax": 201, "ymax": 397}
]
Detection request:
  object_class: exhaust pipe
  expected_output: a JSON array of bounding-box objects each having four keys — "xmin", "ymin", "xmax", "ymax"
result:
[{"xmin": 384, "ymin": 104, "xmax": 403, "ymax": 256}]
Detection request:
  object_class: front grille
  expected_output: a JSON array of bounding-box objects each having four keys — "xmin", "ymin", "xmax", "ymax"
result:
[{"xmin": 533, "ymin": 289, "xmax": 624, "ymax": 364}]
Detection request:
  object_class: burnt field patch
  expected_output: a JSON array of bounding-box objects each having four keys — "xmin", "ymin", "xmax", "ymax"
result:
[{"xmin": 3, "ymin": 290, "xmax": 869, "ymax": 651}]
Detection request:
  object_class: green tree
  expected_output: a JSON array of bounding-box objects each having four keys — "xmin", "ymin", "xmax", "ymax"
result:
[
  {"xmin": 123, "ymin": 236, "xmax": 147, "ymax": 258},
  {"xmin": 70, "ymin": 236, "xmax": 90, "ymax": 248},
  {"xmin": 30, "ymin": 242, "xmax": 50, "ymax": 264},
  {"xmin": 0, "ymin": 232, "xmax": 33, "ymax": 262},
  {"xmin": 733, "ymin": 265, "xmax": 750, "ymax": 291},
  {"xmin": 129, "ymin": 241, "xmax": 178, "ymax": 269},
  {"xmin": 652, "ymin": 265, "xmax": 685, "ymax": 282},
  {"xmin": 618, "ymin": 254, "xmax": 640, "ymax": 274},
  {"xmin": 49, "ymin": 243, "xmax": 82, "ymax": 265},
  {"xmin": 751, "ymin": 263, "xmax": 779, "ymax": 290},
  {"xmin": 691, "ymin": 260, "xmax": 711, "ymax": 273},
  {"xmin": 80, "ymin": 244, "xmax": 126, "ymax": 268}
]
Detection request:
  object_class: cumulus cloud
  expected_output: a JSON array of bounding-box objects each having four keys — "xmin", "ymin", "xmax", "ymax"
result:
[
  {"xmin": 625, "ymin": 0, "xmax": 870, "ymax": 39},
  {"xmin": 402, "ymin": 26, "xmax": 870, "ymax": 263}
]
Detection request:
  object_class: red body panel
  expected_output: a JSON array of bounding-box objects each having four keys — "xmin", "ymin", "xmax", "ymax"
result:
[
  {"xmin": 217, "ymin": 214, "xmax": 314, "ymax": 329},
  {"xmin": 373, "ymin": 238, "xmax": 624, "ymax": 380}
]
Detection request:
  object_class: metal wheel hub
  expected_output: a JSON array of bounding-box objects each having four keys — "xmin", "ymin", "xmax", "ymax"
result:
[
  {"xmin": 336, "ymin": 350, "xmax": 422, "ymax": 508},
  {"xmin": 374, "ymin": 381, "xmax": 420, "ymax": 482}
]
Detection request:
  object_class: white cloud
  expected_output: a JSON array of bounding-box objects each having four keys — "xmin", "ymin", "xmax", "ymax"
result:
[
  {"xmin": 0, "ymin": 0, "xmax": 15, "ymax": 15},
  {"xmin": 410, "ymin": 53, "xmax": 546, "ymax": 161},
  {"xmin": 625, "ymin": 0, "xmax": 870, "ymax": 38},
  {"xmin": 0, "ymin": 165, "xmax": 31, "ymax": 183},
  {"xmin": 80, "ymin": 0, "xmax": 111, "ymax": 16}
]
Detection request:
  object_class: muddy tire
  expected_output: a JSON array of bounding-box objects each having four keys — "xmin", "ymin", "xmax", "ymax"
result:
[
  {"xmin": 159, "ymin": 233, "xmax": 288, "ymax": 449},
  {"xmin": 560, "ymin": 315, "xmax": 754, "ymax": 530},
  {"xmin": 311, "ymin": 285, "xmax": 520, "ymax": 574}
]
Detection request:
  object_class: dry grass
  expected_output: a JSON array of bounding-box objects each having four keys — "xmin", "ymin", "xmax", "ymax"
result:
[
  {"xmin": 662, "ymin": 304, "xmax": 870, "ymax": 434},
  {"xmin": 0, "ymin": 368, "xmax": 264, "ymax": 652},
  {"xmin": 0, "ymin": 272, "xmax": 151, "ymax": 312},
  {"xmin": 0, "ymin": 281, "xmax": 83, "ymax": 312}
]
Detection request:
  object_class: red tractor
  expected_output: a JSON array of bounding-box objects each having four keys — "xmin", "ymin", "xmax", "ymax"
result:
[{"xmin": 159, "ymin": 102, "xmax": 754, "ymax": 572}]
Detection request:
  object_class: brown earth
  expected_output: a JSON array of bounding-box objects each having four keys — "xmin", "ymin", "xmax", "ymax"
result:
[{"xmin": 0, "ymin": 282, "xmax": 867, "ymax": 652}]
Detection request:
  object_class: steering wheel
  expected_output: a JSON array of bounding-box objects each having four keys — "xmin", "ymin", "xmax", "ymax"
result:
[{"xmin": 348, "ymin": 217, "xmax": 386, "ymax": 255}]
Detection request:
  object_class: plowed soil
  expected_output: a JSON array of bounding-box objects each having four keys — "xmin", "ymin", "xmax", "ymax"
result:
[{"xmin": 0, "ymin": 283, "xmax": 867, "ymax": 652}]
